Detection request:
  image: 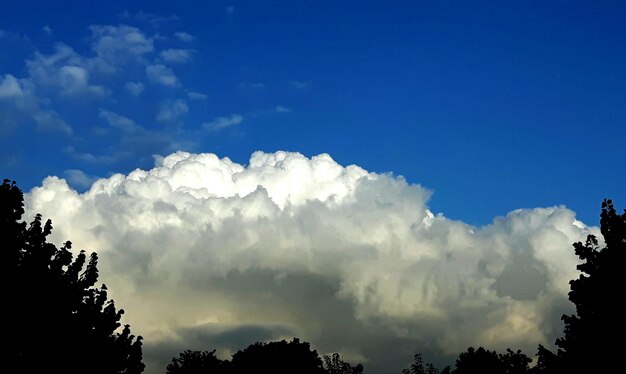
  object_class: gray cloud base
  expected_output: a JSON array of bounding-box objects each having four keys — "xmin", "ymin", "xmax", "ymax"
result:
[{"xmin": 25, "ymin": 151, "xmax": 595, "ymax": 374}]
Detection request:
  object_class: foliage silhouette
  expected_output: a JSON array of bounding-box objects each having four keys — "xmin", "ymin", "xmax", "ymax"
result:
[
  {"xmin": 447, "ymin": 347, "xmax": 531, "ymax": 374},
  {"xmin": 402, "ymin": 353, "xmax": 427, "ymax": 374},
  {"xmin": 541, "ymin": 198, "xmax": 625, "ymax": 372},
  {"xmin": 453, "ymin": 347, "xmax": 502, "ymax": 374},
  {"xmin": 323, "ymin": 352, "xmax": 364, "ymax": 374},
  {"xmin": 167, "ymin": 338, "xmax": 364, "ymax": 374},
  {"xmin": 166, "ymin": 350, "xmax": 228, "ymax": 374},
  {"xmin": 0, "ymin": 179, "xmax": 144, "ymax": 374},
  {"xmin": 230, "ymin": 338, "xmax": 326, "ymax": 374},
  {"xmin": 401, "ymin": 353, "xmax": 450, "ymax": 374}
]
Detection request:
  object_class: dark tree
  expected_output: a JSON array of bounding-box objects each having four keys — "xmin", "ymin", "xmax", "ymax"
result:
[
  {"xmin": 323, "ymin": 353, "xmax": 364, "ymax": 374},
  {"xmin": 425, "ymin": 363, "xmax": 439, "ymax": 374},
  {"xmin": 453, "ymin": 347, "xmax": 503, "ymax": 374},
  {"xmin": 530, "ymin": 345, "xmax": 557, "ymax": 374},
  {"xmin": 402, "ymin": 353, "xmax": 426, "ymax": 374},
  {"xmin": 402, "ymin": 353, "xmax": 442, "ymax": 374},
  {"xmin": 166, "ymin": 350, "xmax": 229, "ymax": 374},
  {"xmin": 498, "ymin": 349, "xmax": 532, "ymax": 374},
  {"xmin": 0, "ymin": 179, "xmax": 144, "ymax": 374},
  {"xmin": 230, "ymin": 338, "xmax": 326, "ymax": 374},
  {"xmin": 545, "ymin": 199, "xmax": 625, "ymax": 372}
]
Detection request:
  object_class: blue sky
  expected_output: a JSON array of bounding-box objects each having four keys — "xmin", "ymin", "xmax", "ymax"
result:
[{"xmin": 2, "ymin": 0, "xmax": 625, "ymax": 226}]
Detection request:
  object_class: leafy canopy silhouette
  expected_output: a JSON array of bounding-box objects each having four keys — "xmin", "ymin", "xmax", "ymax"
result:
[
  {"xmin": 547, "ymin": 198, "xmax": 625, "ymax": 372},
  {"xmin": 166, "ymin": 338, "xmax": 364, "ymax": 374},
  {"xmin": 0, "ymin": 179, "xmax": 144, "ymax": 374}
]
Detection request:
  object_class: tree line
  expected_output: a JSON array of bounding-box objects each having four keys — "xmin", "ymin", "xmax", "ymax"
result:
[{"xmin": 1, "ymin": 179, "xmax": 623, "ymax": 373}]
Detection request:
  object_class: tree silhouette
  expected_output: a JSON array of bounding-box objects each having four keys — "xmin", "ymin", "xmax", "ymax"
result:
[
  {"xmin": 401, "ymin": 353, "xmax": 445, "ymax": 374},
  {"xmin": 498, "ymin": 349, "xmax": 532, "ymax": 374},
  {"xmin": 230, "ymin": 338, "xmax": 326, "ymax": 374},
  {"xmin": 0, "ymin": 179, "xmax": 144, "ymax": 374},
  {"xmin": 402, "ymin": 353, "xmax": 426, "ymax": 374},
  {"xmin": 166, "ymin": 350, "xmax": 228, "ymax": 374},
  {"xmin": 549, "ymin": 199, "xmax": 625, "ymax": 372},
  {"xmin": 323, "ymin": 352, "xmax": 364, "ymax": 374},
  {"xmin": 453, "ymin": 347, "xmax": 502, "ymax": 374}
]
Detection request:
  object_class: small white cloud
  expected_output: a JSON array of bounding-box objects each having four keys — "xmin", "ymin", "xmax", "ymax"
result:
[
  {"xmin": 156, "ymin": 99, "xmax": 188, "ymax": 122},
  {"xmin": 226, "ymin": 6, "xmax": 235, "ymax": 14},
  {"xmin": 159, "ymin": 49, "xmax": 193, "ymax": 63},
  {"xmin": 124, "ymin": 81, "xmax": 145, "ymax": 96},
  {"xmin": 0, "ymin": 74, "xmax": 25, "ymax": 98},
  {"xmin": 289, "ymin": 80, "xmax": 311, "ymax": 89},
  {"xmin": 188, "ymin": 91, "xmax": 207, "ymax": 100},
  {"xmin": 274, "ymin": 105, "xmax": 292, "ymax": 113},
  {"xmin": 63, "ymin": 169, "xmax": 97, "ymax": 189},
  {"xmin": 42, "ymin": 25, "xmax": 52, "ymax": 35},
  {"xmin": 146, "ymin": 64, "xmax": 179, "ymax": 87},
  {"xmin": 175, "ymin": 32, "xmax": 194, "ymax": 43},
  {"xmin": 203, "ymin": 114, "xmax": 243, "ymax": 131}
]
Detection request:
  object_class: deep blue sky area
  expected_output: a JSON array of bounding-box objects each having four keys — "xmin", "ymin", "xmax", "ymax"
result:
[{"xmin": 1, "ymin": 0, "xmax": 625, "ymax": 226}]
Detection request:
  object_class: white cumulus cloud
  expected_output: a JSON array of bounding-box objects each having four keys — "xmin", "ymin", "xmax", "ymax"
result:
[{"xmin": 24, "ymin": 151, "xmax": 597, "ymax": 374}]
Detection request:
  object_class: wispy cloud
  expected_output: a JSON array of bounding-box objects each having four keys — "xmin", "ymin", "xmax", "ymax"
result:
[
  {"xmin": 146, "ymin": 64, "xmax": 179, "ymax": 87},
  {"xmin": 41, "ymin": 25, "xmax": 52, "ymax": 35},
  {"xmin": 118, "ymin": 10, "xmax": 179, "ymax": 27},
  {"xmin": 0, "ymin": 74, "xmax": 24, "ymax": 98},
  {"xmin": 33, "ymin": 110, "xmax": 73, "ymax": 135},
  {"xmin": 174, "ymin": 31, "xmax": 194, "ymax": 43},
  {"xmin": 26, "ymin": 44, "xmax": 109, "ymax": 97},
  {"xmin": 156, "ymin": 99, "xmax": 189, "ymax": 122},
  {"xmin": 159, "ymin": 49, "xmax": 193, "ymax": 64},
  {"xmin": 239, "ymin": 82, "xmax": 266, "ymax": 89},
  {"xmin": 203, "ymin": 114, "xmax": 243, "ymax": 131},
  {"xmin": 0, "ymin": 74, "xmax": 68, "ymax": 135},
  {"xmin": 187, "ymin": 91, "xmax": 207, "ymax": 100},
  {"xmin": 124, "ymin": 81, "xmax": 145, "ymax": 96},
  {"xmin": 289, "ymin": 80, "xmax": 311, "ymax": 89},
  {"xmin": 89, "ymin": 24, "xmax": 154, "ymax": 73},
  {"xmin": 63, "ymin": 146, "xmax": 117, "ymax": 164},
  {"xmin": 274, "ymin": 105, "xmax": 292, "ymax": 113},
  {"xmin": 99, "ymin": 109, "xmax": 141, "ymax": 133}
]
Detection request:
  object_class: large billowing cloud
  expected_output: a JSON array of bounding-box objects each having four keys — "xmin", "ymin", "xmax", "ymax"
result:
[{"xmin": 25, "ymin": 151, "xmax": 596, "ymax": 373}]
